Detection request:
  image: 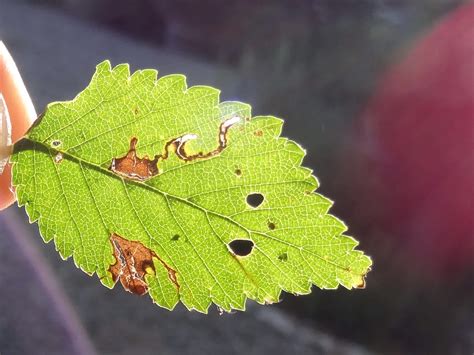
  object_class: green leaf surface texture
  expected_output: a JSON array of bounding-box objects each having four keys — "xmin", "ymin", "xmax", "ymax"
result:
[{"xmin": 11, "ymin": 61, "xmax": 371, "ymax": 312}]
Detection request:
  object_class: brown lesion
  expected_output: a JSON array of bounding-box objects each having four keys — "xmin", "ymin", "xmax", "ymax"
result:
[
  {"xmin": 343, "ymin": 265, "xmax": 370, "ymax": 289},
  {"xmin": 356, "ymin": 278, "xmax": 366, "ymax": 289},
  {"xmin": 109, "ymin": 116, "xmax": 241, "ymax": 181},
  {"xmin": 356, "ymin": 267, "xmax": 371, "ymax": 289},
  {"xmin": 109, "ymin": 233, "xmax": 179, "ymax": 295},
  {"xmin": 109, "ymin": 137, "xmax": 159, "ymax": 181}
]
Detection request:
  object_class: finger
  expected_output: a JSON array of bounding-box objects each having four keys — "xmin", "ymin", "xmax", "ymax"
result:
[
  {"xmin": 0, "ymin": 94, "xmax": 12, "ymax": 173},
  {"xmin": 0, "ymin": 41, "xmax": 37, "ymax": 141},
  {"xmin": 0, "ymin": 41, "xmax": 37, "ymax": 210},
  {"xmin": 0, "ymin": 164, "xmax": 13, "ymax": 209}
]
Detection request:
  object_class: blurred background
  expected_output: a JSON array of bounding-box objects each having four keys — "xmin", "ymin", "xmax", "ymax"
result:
[{"xmin": 0, "ymin": 0, "xmax": 473, "ymax": 354}]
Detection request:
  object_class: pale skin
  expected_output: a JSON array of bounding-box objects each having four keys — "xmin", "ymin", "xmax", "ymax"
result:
[{"xmin": 0, "ymin": 41, "xmax": 37, "ymax": 210}]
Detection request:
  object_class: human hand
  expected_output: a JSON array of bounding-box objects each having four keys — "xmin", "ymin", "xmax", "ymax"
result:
[{"xmin": 0, "ymin": 41, "xmax": 37, "ymax": 210}]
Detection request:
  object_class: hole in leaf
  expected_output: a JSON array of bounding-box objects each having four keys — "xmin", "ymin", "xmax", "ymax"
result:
[
  {"xmin": 234, "ymin": 168, "xmax": 242, "ymax": 177},
  {"xmin": 268, "ymin": 222, "xmax": 276, "ymax": 230},
  {"xmin": 51, "ymin": 140, "xmax": 61, "ymax": 147},
  {"xmin": 278, "ymin": 252, "xmax": 288, "ymax": 262},
  {"xmin": 246, "ymin": 193, "xmax": 264, "ymax": 208},
  {"xmin": 228, "ymin": 239, "xmax": 254, "ymax": 257},
  {"xmin": 171, "ymin": 234, "xmax": 180, "ymax": 241}
]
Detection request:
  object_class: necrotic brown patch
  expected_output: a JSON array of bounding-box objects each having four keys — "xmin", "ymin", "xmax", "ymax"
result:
[
  {"xmin": 109, "ymin": 233, "xmax": 179, "ymax": 295},
  {"xmin": 109, "ymin": 137, "xmax": 159, "ymax": 181}
]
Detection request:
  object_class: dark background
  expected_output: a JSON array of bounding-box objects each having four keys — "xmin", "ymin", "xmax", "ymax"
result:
[{"xmin": 0, "ymin": 0, "xmax": 473, "ymax": 354}]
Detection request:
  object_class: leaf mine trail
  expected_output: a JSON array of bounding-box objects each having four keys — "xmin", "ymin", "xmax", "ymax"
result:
[{"xmin": 109, "ymin": 116, "xmax": 241, "ymax": 181}]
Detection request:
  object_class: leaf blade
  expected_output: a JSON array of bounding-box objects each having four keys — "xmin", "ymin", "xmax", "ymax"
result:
[{"xmin": 12, "ymin": 61, "xmax": 372, "ymax": 312}]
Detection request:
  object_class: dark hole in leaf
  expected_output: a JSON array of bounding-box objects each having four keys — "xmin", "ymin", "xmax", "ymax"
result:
[
  {"xmin": 246, "ymin": 193, "xmax": 264, "ymax": 208},
  {"xmin": 171, "ymin": 234, "xmax": 180, "ymax": 241},
  {"xmin": 51, "ymin": 140, "xmax": 61, "ymax": 147},
  {"xmin": 235, "ymin": 168, "xmax": 242, "ymax": 177},
  {"xmin": 228, "ymin": 239, "xmax": 254, "ymax": 256},
  {"xmin": 278, "ymin": 252, "xmax": 288, "ymax": 262},
  {"xmin": 268, "ymin": 222, "xmax": 276, "ymax": 230}
]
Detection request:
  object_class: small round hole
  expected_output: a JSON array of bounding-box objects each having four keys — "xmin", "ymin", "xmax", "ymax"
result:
[
  {"xmin": 246, "ymin": 193, "xmax": 264, "ymax": 208},
  {"xmin": 268, "ymin": 222, "xmax": 276, "ymax": 230},
  {"xmin": 235, "ymin": 168, "xmax": 242, "ymax": 177},
  {"xmin": 228, "ymin": 239, "xmax": 254, "ymax": 257},
  {"xmin": 51, "ymin": 140, "xmax": 61, "ymax": 148}
]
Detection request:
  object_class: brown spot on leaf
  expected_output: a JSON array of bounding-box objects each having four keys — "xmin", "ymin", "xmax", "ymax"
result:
[
  {"xmin": 109, "ymin": 233, "xmax": 179, "ymax": 295},
  {"xmin": 356, "ymin": 278, "xmax": 366, "ymax": 289},
  {"xmin": 254, "ymin": 130, "xmax": 263, "ymax": 137},
  {"xmin": 268, "ymin": 221, "xmax": 276, "ymax": 230},
  {"xmin": 356, "ymin": 267, "xmax": 371, "ymax": 289},
  {"xmin": 278, "ymin": 252, "xmax": 288, "ymax": 262},
  {"xmin": 109, "ymin": 137, "xmax": 159, "ymax": 181},
  {"xmin": 234, "ymin": 168, "xmax": 242, "ymax": 177},
  {"xmin": 166, "ymin": 267, "xmax": 179, "ymax": 287}
]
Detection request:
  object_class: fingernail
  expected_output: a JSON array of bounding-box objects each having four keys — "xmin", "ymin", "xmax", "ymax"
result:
[{"xmin": 0, "ymin": 94, "xmax": 12, "ymax": 175}]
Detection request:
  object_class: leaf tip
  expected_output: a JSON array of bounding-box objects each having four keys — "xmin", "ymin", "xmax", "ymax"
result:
[{"xmin": 96, "ymin": 59, "xmax": 112, "ymax": 72}]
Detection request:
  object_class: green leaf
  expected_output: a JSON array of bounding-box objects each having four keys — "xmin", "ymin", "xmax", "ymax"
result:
[{"xmin": 11, "ymin": 61, "xmax": 371, "ymax": 312}]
